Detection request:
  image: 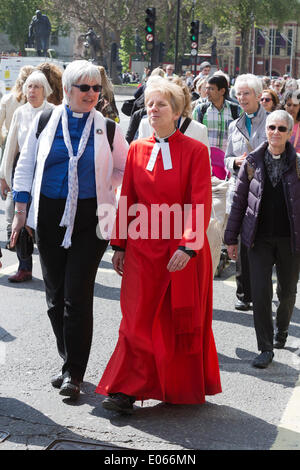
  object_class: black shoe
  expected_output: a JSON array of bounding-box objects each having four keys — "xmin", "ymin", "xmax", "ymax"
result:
[
  {"xmin": 51, "ymin": 373, "xmax": 64, "ymax": 389},
  {"xmin": 274, "ymin": 330, "xmax": 288, "ymax": 349},
  {"xmin": 235, "ymin": 300, "xmax": 251, "ymax": 311},
  {"xmin": 102, "ymin": 393, "xmax": 135, "ymax": 414},
  {"xmin": 59, "ymin": 373, "xmax": 81, "ymax": 400},
  {"xmin": 252, "ymin": 351, "xmax": 274, "ymax": 369}
]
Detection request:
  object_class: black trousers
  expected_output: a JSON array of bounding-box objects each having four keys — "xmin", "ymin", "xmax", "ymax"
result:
[
  {"xmin": 36, "ymin": 194, "xmax": 108, "ymax": 381},
  {"xmin": 248, "ymin": 236, "xmax": 300, "ymax": 352},
  {"xmin": 236, "ymin": 236, "xmax": 252, "ymax": 303}
]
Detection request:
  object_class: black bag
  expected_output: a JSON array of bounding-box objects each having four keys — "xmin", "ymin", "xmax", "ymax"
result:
[
  {"xmin": 121, "ymin": 98, "xmax": 135, "ymax": 116},
  {"xmin": 16, "ymin": 227, "xmax": 34, "ymax": 260}
]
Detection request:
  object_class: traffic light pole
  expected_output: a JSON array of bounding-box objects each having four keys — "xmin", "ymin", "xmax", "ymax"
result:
[{"xmin": 174, "ymin": 0, "xmax": 181, "ymax": 75}]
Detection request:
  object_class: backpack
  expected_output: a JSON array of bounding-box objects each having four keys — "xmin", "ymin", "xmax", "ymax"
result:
[
  {"xmin": 36, "ymin": 108, "xmax": 116, "ymax": 151},
  {"xmin": 197, "ymin": 101, "xmax": 240, "ymax": 123}
]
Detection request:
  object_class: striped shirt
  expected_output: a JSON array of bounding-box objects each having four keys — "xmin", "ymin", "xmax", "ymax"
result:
[{"xmin": 193, "ymin": 100, "xmax": 240, "ymax": 153}]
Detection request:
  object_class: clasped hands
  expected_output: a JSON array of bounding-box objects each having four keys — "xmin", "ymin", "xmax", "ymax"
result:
[{"xmin": 112, "ymin": 249, "xmax": 190, "ymax": 276}]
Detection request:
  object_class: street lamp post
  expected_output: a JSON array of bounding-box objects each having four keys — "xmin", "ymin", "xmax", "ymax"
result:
[{"xmin": 174, "ymin": 0, "xmax": 181, "ymax": 74}]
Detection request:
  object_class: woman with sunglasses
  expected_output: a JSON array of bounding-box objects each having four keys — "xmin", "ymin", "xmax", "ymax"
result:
[
  {"xmin": 225, "ymin": 110, "xmax": 300, "ymax": 369},
  {"xmin": 282, "ymin": 90, "xmax": 300, "ymax": 153},
  {"xmin": 260, "ymin": 89, "xmax": 279, "ymax": 113},
  {"xmin": 10, "ymin": 60, "xmax": 128, "ymax": 400}
]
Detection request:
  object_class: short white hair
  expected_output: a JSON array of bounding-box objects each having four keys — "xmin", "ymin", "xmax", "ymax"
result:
[
  {"xmin": 234, "ymin": 73, "xmax": 263, "ymax": 97},
  {"xmin": 266, "ymin": 110, "xmax": 294, "ymax": 132},
  {"xmin": 62, "ymin": 60, "xmax": 101, "ymax": 104},
  {"xmin": 23, "ymin": 70, "xmax": 52, "ymax": 98}
]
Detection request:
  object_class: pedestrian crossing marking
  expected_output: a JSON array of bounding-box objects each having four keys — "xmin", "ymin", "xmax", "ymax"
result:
[
  {"xmin": 222, "ymin": 274, "xmax": 278, "ymax": 289},
  {"xmin": 271, "ymin": 378, "xmax": 300, "ymax": 449},
  {"xmin": 0, "ymin": 261, "xmax": 36, "ymax": 278},
  {"xmin": 0, "ymin": 263, "xmax": 19, "ymax": 277}
]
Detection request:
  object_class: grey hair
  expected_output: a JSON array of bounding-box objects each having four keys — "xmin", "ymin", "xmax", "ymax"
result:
[
  {"xmin": 266, "ymin": 110, "xmax": 294, "ymax": 132},
  {"xmin": 234, "ymin": 73, "xmax": 263, "ymax": 97},
  {"xmin": 62, "ymin": 60, "xmax": 101, "ymax": 104},
  {"xmin": 23, "ymin": 70, "xmax": 53, "ymax": 98}
]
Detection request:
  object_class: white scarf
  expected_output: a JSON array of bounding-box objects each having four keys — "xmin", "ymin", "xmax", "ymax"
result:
[{"xmin": 59, "ymin": 106, "xmax": 95, "ymax": 248}]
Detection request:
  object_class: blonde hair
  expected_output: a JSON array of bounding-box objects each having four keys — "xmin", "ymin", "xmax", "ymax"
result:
[
  {"xmin": 145, "ymin": 76, "xmax": 185, "ymax": 116},
  {"xmin": 150, "ymin": 67, "xmax": 165, "ymax": 78},
  {"xmin": 12, "ymin": 65, "xmax": 35, "ymax": 102},
  {"xmin": 98, "ymin": 66, "xmax": 114, "ymax": 102},
  {"xmin": 167, "ymin": 76, "xmax": 192, "ymax": 118}
]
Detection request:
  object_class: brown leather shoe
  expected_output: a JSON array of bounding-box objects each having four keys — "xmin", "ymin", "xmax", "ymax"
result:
[{"xmin": 8, "ymin": 270, "xmax": 32, "ymax": 283}]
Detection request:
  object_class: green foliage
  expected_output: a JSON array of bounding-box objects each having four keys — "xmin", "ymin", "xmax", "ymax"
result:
[{"xmin": 119, "ymin": 28, "xmax": 135, "ymax": 71}]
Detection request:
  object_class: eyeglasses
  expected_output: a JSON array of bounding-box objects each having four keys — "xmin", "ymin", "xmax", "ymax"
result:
[
  {"xmin": 261, "ymin": 97, "xmax": 272, "ymax": 103},
  {"xmin": 267, "ymin": 125, "xmax": 288, "ymax": 132},
  {"xmin": 72, "ymin": 84, "xmax": 102, "ymax": 92}
]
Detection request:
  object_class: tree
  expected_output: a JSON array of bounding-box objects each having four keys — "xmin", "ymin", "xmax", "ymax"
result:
[
  {"xmin": 196, "ymin": 0, "xmax": 300, "ymax": 73},
  {"xmin": 43, "ymin": 0, "xmax": 146, "ymax": 67}
]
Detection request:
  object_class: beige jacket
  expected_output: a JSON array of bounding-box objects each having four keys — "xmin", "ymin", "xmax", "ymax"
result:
[
  {"xmin": 0, "ymin": 93, "xmax": 24, "ymax": 146},
  {"xmin": 0, "ymin": 101, "xmax": 53, "ymax": 187}
]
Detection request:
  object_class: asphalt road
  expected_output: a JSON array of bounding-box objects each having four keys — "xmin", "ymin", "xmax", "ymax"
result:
[{"xmin": 0, "ymin": 95, "xmax": 300, "ymax": 453}]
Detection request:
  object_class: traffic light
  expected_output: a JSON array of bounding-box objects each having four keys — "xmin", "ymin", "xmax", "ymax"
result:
[
  {"xmin": 159, "ymin": 42, "xmax": 165, "ymax": 63},
  {"xmin": 190, "ymin": 20, "xmax": 199, "ymax": 50},
  {"xmin": 145, "ymin": 7, "xmax": 156, "ymax": 51}
]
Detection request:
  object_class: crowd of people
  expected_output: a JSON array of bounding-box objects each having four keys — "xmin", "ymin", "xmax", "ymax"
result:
[{"xmin": 0, "ymin": 58, "xmax": 299, "ymax": 413}]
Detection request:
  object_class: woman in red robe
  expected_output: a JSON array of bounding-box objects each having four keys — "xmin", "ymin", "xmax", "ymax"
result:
[{"xmin": 96, "ymin": 77, "xmax": 221, "ymax": 413}]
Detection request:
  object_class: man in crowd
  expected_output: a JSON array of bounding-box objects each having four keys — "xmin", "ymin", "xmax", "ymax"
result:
[
  {"xmin": 193, "ymin": 74, "xmax": 240, "ymax": 154},
  {"xmin": 165, "ymin": 64, "xmax": 176, "ymax": 78}
]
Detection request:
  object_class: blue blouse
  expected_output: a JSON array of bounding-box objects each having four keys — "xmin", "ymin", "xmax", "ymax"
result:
[{"xmin": 14, "ymin": 106, "xmax": 96, "ymax": 202}]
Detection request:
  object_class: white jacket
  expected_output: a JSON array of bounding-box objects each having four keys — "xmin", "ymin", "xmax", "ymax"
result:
[
  {"xmin": 138, "ymin": 115, "xmax": 210, "ymax": 155},
  {"xmin": 13, "ymin": 104, "xmax": 129, "ymax": 237}
]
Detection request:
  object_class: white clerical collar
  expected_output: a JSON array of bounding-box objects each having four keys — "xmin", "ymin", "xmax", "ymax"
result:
[
  {"xmin": 72, "ymin": 111, "xmax": 84, "ymax": 118},
  {"xmin": 268, "ymin": 147, "xmax": 282, "ymax": 159}
]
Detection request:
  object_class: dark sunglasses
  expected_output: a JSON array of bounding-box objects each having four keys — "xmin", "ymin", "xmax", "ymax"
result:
[
  {"xmin": 267, "ymin": 125, "xmax": 288, "ymax": 132},
  {"xmin": 72, "ymin": 84, "xmax": 102, "ymax": 92},
  {"xmin": 261, "ymin": 97, "xmax": 272, "ymax": 103}
]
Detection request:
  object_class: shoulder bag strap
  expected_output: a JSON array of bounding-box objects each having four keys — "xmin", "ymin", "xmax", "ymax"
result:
[
  {"xmin": 105, "ymin": 118, "xmax": 116, "ymax": 151},
  {"xmin": 179, "ymin": 117, "xmax": 192, "ymax": 134}
]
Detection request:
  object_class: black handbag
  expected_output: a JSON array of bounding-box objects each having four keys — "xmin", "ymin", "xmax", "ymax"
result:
[
  {"xmin": 121, "ymin": 98, "xmax": 135, "ymax": 116},
  {"xmin": 16, "ymin": 227, "xmax": 34, "ymax": 260}
]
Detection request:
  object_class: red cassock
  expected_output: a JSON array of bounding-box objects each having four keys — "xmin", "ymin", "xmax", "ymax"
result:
[{"xmin": 96, "ymin": 130, "xmax": 221, "ymax": 404}]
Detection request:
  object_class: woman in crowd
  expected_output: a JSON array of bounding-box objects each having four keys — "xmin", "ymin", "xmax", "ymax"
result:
[
  {"xmin": 125, "ymin": 67, "xmax": 165, "ymax": 143},
  {"xmin": 138, "ymin": 76, "xmax": 210, "ymax": 152},
  {"xmin": 96, "ymin": 66, "xmax": 119, "ymax": 122},
  {"xmin": 225, "ymin": 110, "xmax": 300, "ymax": 369},
  {"xmin": 37, "ymin": 62, "xmax": 63, "ymax": 105},
  {"xmin": 272, "ymin": 79, "xmax": 284, "ymax": 99},
  {"xmin": 260, "ymin": 89, "xmax": 279, "ymax": 113},
  {"xmin": 96, "ymin": 77, "xmax": 221, "ymax": 414},
  {"xmin": 282, "ymin": 90, "xmax": 300, "ymax": 152},
  {"xmin": 1, "ymin": 70, "xmax": 54, "ymax": 283},
  {"xmin": 10, "ymin": 60, "xmax": 128, "ymax": 400},
  {"xmin": 0, "ymin": 65, "xmax": 34, "ymax": 249}
]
